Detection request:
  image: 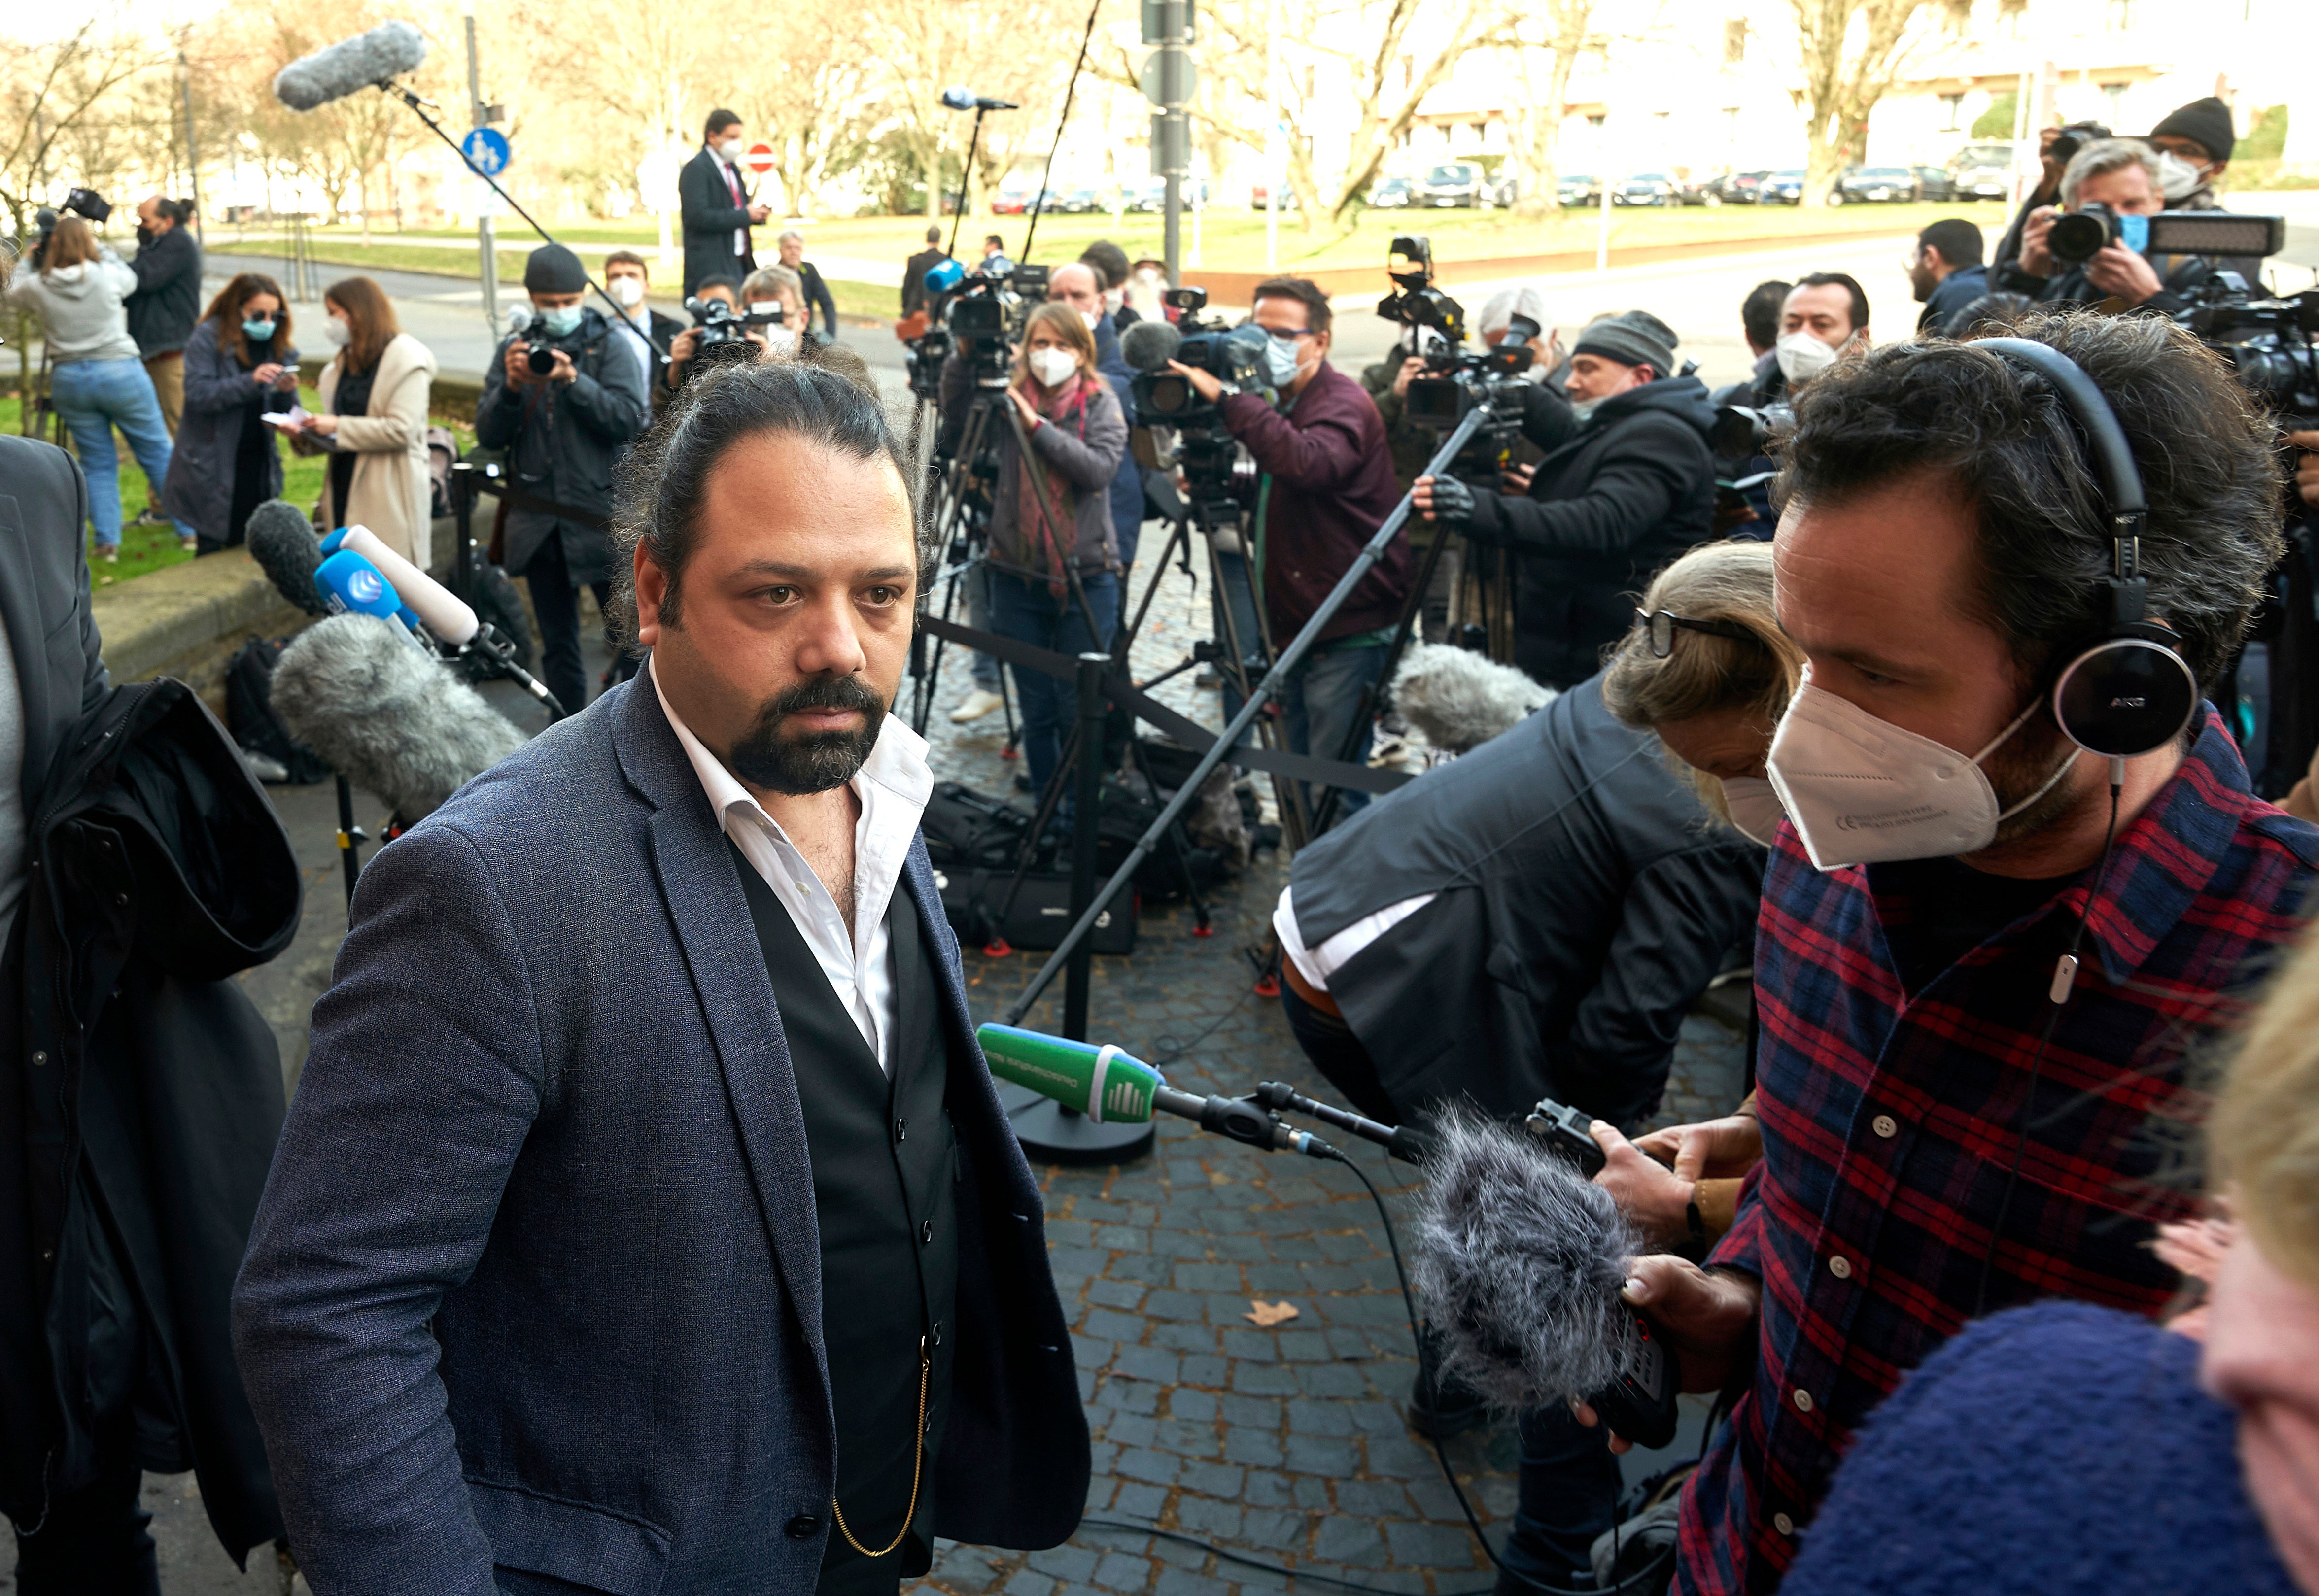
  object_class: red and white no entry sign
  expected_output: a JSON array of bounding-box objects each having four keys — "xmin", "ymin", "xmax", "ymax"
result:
[{"xmin": 744, "ymin": 141, "xmax": 776, "ymax": 174}]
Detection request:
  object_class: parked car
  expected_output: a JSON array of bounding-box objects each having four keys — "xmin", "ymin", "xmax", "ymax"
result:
[
  {"xmin": 1757, "ymin": 169, "xmax": 1807, "ymax": 204},
  {"xmin": 1707, "ymin": 169, "xmax": 1771, "ymax": 204},
  {"xmin": 1948, "ymin": 142, "xmax": 2017, "ymax": 201},
  {"xmin": 1249, "ymin": 181, "xmax": 1300, "ymax": 211},
  {"xmin": 1415, "ymin": 161, "xmax": 1488, "ymax": 208},
  {"xmin": 1615, "ymin": 172, "xmax": 1682, "ymax": 206},
  {"xmin": 1557, "ymin": 172, "xmax": 1602, "ymax": 207},
  {"xmin": 1490, "ymin": 172, "xmax": 1519, "ymax": 207},
  {"xmin": 1832, "ymin": 165, "xmax": 1919, "ymax": 204},
  {"xmin": 990, "ymin": 189, "xmax": 1031, "ymax": 215},
  {"xmin": 1911, "ymin": 165, "xmax": 1958, "ymax": 202},
  {"xmin": 1367, "ymin": 176, "xmax": 1415, "ymax": 208}
]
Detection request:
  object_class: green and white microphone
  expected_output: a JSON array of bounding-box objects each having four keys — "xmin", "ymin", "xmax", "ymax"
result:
[{"xmin": 976, "ymin": 1024, "xmax": 1343, "ymax": 1159}]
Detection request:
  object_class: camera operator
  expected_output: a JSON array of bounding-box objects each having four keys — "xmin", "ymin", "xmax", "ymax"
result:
[
  {"xmin": 1413, "ymin": 309, "xmax": 1717, "ymax": 690},
  {"xmin": 124, "ymin": 195, "xmax": 201, "ymax": 439},
  {"xmin": 1908, "ymin": 218, "xmax": 1987, "ymax": 335},
  {"xmin": 602, "ymin": 248, "xmax": 684, "ymax": 401},
  {"xmin": 2006, "ymin": 139, "xmax": 2213, "ymax": 313},
  {"xmin": 1599, "ymin": 313, "xmax": 2319, "ymax": 1596},
  {"xmin": 679, "ymin": 108, "xmax": 771, "ymax": 296},
  {"xmin": 1165, "ymin": 276, "xmax": 1411, "ymax": 818},
  {"xmin": 1049, "ymin": 260, "xmax": 1146, "ymax": 578},
  {"xmin": 940, "ymin": 301, "xmax": 1127, "ymax": 809},
  {"xmin": 743, "ymin": 266, "xmax": 811, "ymax": 355},
  {"xmin": 664, "ymin": 275, "xmax": 757, "ymax": 395},
  {"xmin": 774, "ymin": 230, "xmax": 838, "ymax": 341},
  {"xmin": 477, "ymin": 243, "xmax": 648, "ymax": 717}
]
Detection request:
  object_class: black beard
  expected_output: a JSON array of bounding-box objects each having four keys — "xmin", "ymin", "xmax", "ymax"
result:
[
  {"xmin": 728, "ymin": 674, "xmax": 887, "ymax": 795},
  {"xmin": 1981, "ymin": 706, "xmax": 2086, "ymax": 849}
]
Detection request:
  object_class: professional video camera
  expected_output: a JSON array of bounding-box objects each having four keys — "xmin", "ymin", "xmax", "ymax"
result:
[
  {"xmin": 2176, "ymin": 272, "xmax": 2319, "ymax": 424},
  {"xmin": 678, "ymin": 293, "xmax": 770, "ymax": 374},
  {"xmin": 938, "ymin": 258, "xmax": 1049, "ymax": 386},
  {"xmin": 1379, "ymin": 238, "xmax": 1539, "ymax": 483},
  {"xmin": 1375, "ymin": 235, "xmax": 1465, "ymax": 350},
  {"xmin": 1130, "ymin": 287, "xmax": 1267, "ymax": 507},
  {"xmin": 28, "ymin": 187, "xmax": 111, "ymax": 270}
]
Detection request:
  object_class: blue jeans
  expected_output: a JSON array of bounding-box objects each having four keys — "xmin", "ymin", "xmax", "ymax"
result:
[
  {"xmin": 987, "ymin": 569, "xmax": 1118, "ymax": 811},
  {"xmin": 963, "ymin": 562, "xmax": 1001, "ymax": 692},
  {"xmin": 49, "ymin": 358, "xmax": 195, "ymax": 548},
  {"xmin": 1498, "ymin": 1402, "xmax": 1623, "ymax": 1592},
  {"xmin": 1283, "ymin": 640, "xmax": 1387, "ymax": 823}
]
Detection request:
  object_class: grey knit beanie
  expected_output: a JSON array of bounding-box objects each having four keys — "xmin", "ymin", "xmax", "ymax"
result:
[{"xmin": 1572, "ymin": 310, "xmax": 1678, "ymax": 379}]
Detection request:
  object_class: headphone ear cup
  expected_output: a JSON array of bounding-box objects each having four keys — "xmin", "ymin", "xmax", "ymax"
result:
[{"xmin": 2052, "ymin": 637, "xmax": 2200, "ymax": 757}]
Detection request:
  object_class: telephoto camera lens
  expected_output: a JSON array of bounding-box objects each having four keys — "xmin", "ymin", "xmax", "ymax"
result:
[
  {"xmin": 2047, "ymin": 204, "xmax": 2120, "ymax": 266},
  {"xmin": 524, "ymin": 339, "xmax": 557, "ymax": 376}
]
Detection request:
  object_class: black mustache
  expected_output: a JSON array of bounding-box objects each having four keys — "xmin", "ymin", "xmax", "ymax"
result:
[{"xmin": 764, "ymin": 675, "xmax": 884, "ymax": 718}]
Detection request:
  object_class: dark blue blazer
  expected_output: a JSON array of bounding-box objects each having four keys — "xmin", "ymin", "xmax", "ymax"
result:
[{"xmin": 231, "ymin": 678, "xmax": 1088, "ymax": 1596}]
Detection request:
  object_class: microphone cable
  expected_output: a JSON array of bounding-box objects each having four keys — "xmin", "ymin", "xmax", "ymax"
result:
[{"xmin": 1973, "ymin": 758, "xmax": 2126, "ymax": 1318}]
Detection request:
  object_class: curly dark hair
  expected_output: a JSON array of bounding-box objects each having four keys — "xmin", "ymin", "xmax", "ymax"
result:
[
  {"xmin": 1774, "ymin": 309, "xmax": 2285, "ymax": 690},
  {"xmin": 609, "ymin": 359, "xmax": 914, "ymax": 641}
]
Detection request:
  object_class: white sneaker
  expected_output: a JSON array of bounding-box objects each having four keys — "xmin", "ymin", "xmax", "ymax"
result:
[{"xmin": 949, "ymin": 688, "xmax": 1006, "ymax": 723}]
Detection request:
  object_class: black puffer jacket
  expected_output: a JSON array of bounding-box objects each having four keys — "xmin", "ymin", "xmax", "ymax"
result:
[
  {"xmin": 4, "ymin": 679, "xmax": 299, "ymax": 1566},
  {"xmin": 124, "ymin": 226, "xmax": 204, "ymax": 358},
  {"xmin": 1461, "ymin": 376, "xmax": 1718, "ymax": 688}
]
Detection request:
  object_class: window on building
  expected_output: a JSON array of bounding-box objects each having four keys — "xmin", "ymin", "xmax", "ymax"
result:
[
  {"xmin": 1940, "ymin": 92, "xmax": 1965, "ymax": 130},
  {"xmin": 2101, "ymin": 81, "xmax": 2127, "ymax": 119},
  {"xmin": 1723, "ymin": 19, "xmax": 1746, "ymax": 64},
  {"xmin": 2106, "ymin": 0, "xmax": 2134, "ymax": 28}
]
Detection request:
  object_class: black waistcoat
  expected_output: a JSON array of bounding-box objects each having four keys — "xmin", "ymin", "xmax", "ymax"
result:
[{"xmin": 727, "ymin": 843, "xmax": 959, "ymax": 1590}]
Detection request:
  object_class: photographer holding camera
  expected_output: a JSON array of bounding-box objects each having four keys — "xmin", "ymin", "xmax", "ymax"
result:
[
  {"xmin": 1413, "ymin": 309, "xmax": 1717, "ymax": 690},
  {"xmin": 1165, "ymin": 276, "xmax": 1410, "ymax": 818},
  {"xmin": 664, "ymin": 275, "xmax": 758, "ymax": 398},
  {"xmin": 2007, "ymin": 138, "xmax": 2206, "ymax": 312},
  {"xmin": 477, "ymin": 243, "xmax": 648, "ymax": 716}
]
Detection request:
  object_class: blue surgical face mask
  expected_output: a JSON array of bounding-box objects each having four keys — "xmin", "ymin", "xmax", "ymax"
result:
[
  {"xmin": 242, "ymin": 317, "xmax": 277, "ymax": 342},
  {"xmin": 536, "ymin": 304, "xmax": 583, "ymax": 337},
  {"xmin": 1263, "ymin": 336, "xmax": 1300, "ymax": 391}
]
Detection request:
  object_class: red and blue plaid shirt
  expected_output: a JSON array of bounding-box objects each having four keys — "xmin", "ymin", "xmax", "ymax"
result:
[{"xmin": 1677, "ymin": 710, "xmax": 2319, "ymax": 1596}]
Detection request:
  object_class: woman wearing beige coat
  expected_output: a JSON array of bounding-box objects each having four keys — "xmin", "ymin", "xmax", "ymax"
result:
[{"xmin": 293, "ymin": 275, "xmax": 438, "ymax": 564}]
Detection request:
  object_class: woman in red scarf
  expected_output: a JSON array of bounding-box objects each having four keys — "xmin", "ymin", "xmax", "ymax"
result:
[{"xmin": 981, "ymin": 301, "xmax": 1128, "ymax": 813}]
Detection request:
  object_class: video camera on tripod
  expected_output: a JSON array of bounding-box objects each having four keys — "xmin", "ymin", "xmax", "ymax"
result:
[
  {"xmin": 2172, "ymin": 270, "xmax": 2319, "ymax": 426},
  {"xmin": 1378, "ymin": 238, "xmax": 1541, "ymax": 483},
  {"xmin": 926, "ymin": 257, "xmax": 1050, "ymax": 387},
  {"xmin": 1128, "ymin": 287, "xmax": 1267, "ymax": 514}
]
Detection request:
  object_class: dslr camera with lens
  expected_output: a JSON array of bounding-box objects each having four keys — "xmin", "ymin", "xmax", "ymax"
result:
[{"xmin": 679, "ymin": 294, "xmax": 764, "ymax": 374}]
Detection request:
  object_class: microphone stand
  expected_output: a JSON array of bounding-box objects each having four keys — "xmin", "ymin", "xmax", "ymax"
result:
[
  {"xmin": 1001, "ymin": 403, "xmax": 1492, "ymax": 1028},
  {"xmin": 375, "ymin": 79, "xmax": 672, "ymax": 361},
  {"xmin": 944, "ymin": 106, "xmax": 992, "ymax": 264}
]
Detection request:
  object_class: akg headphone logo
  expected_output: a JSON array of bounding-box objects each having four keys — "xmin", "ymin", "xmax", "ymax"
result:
[
  {"xmin": 2110, "ymin": 696, "xmax": 2146, "ymax": 710},
  {"xmin": 348, "ymin": 567, "xmax": 385, "ymax": 606}
]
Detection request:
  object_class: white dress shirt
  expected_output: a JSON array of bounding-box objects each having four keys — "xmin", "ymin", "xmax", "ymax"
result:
[
  {"xmin": 653, "ymin": 659, "xmax": 934, "ymax": 1073},
  {"xmin": 610, "ymin": 307, "xmax": 656, "ymax": 398},
  {"xmin": 1271, "ymin": 883, "xmax": 1438, "ymax": 995}
]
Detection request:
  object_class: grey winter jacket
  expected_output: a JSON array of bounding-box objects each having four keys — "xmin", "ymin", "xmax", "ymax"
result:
[
  {"xmin": 161, "ymin": 318, "xmax": 298, "ymax": 540},
  {"xmin": 3, "ymin": 253, "xmax": 142, "ymax": 364},
  {"xmin": 940, "ymin": 358, "xmax": 1127, "ymax": 580}
]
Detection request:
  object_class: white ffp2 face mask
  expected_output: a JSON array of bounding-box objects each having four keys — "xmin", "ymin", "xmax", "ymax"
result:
[
  {"xmin": 1774, "ymin": 329, "xmax": 1844, "ymax": 386},
  {"xmin": 1765, "ymin": 676, "xmax": 2079, "ymax": 870},
  {"xmin": 607, "ymin": 276, "xmax": 644, "ymax": 308},
  {"xmin": 2155, "ymin": 151, "xmax": 2212, "ymax": 203},
  {"xmin": 1029, "ymin": 347, "xmax": 1078, "ymax": 387},
  {"xmin": 1717, "ymin": 776, "xmax": 1787, "ymax": 848}
]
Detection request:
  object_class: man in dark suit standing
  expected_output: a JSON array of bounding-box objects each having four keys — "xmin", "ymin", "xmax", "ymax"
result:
[
  {"xmin": 680, "ymin": 108, "xmax": 771, "ymax": 296},
  {"xmin": 232, "ymin": 362, "xmax": 1088, "ymax": 1596},
  {"xmin": 900, "ymin": 225, "xmax": 948, "ymax": 319}
]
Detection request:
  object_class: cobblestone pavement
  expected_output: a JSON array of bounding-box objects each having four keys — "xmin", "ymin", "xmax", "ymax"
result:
[{"xmin": 97, "ymin": 527, "xmax": 1747, "ymax": 1593}]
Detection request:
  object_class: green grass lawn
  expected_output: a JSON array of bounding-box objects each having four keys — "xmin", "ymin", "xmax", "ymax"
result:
[
  {"xmin": 7, "ymin": 392, "xmax": 473, "ymax": 588},
  {"xmin": 211, "ymin": 196, "xmax": 2003, "ymax": 290}
]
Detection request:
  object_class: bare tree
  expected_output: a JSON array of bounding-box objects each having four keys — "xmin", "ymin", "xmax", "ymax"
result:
[
  {"xmin": 0, "ymin": 12, "xmax": 167, "ymax": 428},
  {"xmin": 510, "ymin": 0, "xmax": 711, "ymax": 224},
  {"xmin": 1501, "ymin": 0, "xmax": 1602, "ymax": 220},
  {"xmin": 734, "ymin": 4, "xmax": 873, "ymax": 217},
  {"xmin": 858, "ymin": 0, "xmax": 1074, "ymax": 223},
  {"xmin": 1097, "ymin": 0, "xmax": 1520, "ymax": 234},
  {"xmin": 1786, "ymin": 0, "xmax": 1943, "ymax": 206}
]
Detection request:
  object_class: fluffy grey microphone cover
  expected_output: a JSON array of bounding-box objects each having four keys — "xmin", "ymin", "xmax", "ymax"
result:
[
  {"xmin": 271, "ymin": 615, "xmax": 525, "ymax": 819},
  {"xmin": 1391, "ymin": 644, "xmax": 1553, "ymax": 754},
  {"xmin": 1409, "ymin": 1105, "xmax": 1642, "ymax": 1411},
  {"xmin": 273, "ymin": 21, "xmax": 429, "ymax": 112}
]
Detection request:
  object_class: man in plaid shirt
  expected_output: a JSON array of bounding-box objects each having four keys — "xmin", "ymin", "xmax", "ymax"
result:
[{"xmin": 1589, "ymin": 312, "xmax": 2318, "ymax": 1596}]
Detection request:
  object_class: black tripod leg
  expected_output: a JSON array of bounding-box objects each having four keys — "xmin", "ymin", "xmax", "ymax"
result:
[{"xmin": 1306, "ymin": 514, "xmax": 1452, "ymax": 835}]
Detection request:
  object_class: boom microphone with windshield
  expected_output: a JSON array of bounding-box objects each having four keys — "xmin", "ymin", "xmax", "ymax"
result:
[
  {"xmin": 270, "ymin": 614, "xmax": 527, "ymax": 822},
  {"xmin": 272, "ymin": 21, "xmax": 428, "ymax": 111},
  {"xmin": 1410, "ymin": 1107, "xmax": 1680, "ymax": 1448},
  {"xmin": 1118, "ymin": 319, "xmax": 1184, "ymax": 374},
  {"xmin": 941, "ymin": 87, "xmax": 1020, "ymax": 111}
]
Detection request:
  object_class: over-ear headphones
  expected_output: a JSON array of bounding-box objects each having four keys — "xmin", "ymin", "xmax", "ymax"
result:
[{"xmin": 1977, "ymin": 338, "xmax": 2200, "ymax": 758}]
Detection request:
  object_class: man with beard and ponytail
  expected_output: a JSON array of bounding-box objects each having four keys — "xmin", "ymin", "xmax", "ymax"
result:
[
  {"xmin": 232, "ymin": 362, "xmax": 1088, "ymax": 1596},
  {"xmin": 1570, "ymin": 311, "xmax": 2319, "ymax": 1596}
]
